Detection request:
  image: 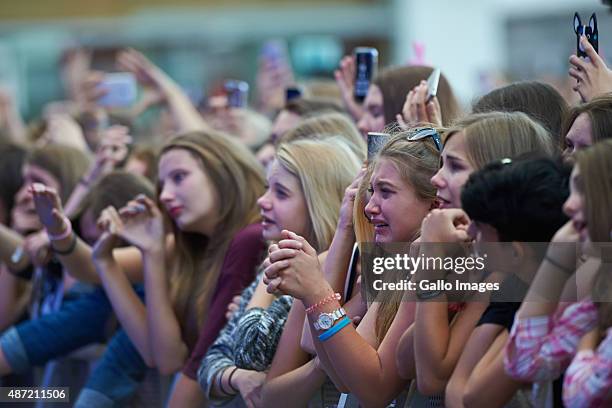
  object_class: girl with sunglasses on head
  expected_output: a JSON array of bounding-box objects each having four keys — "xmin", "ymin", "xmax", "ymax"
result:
[
  {"xmin": 263, "ymin": 129, "xmax": 440, "ymax": 407},
  {"xmin": 393, "ymin": 112, "xmax": 555, "ymax": 405}
]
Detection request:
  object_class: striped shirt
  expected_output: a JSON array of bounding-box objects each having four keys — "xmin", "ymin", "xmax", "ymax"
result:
[{"xmin": 198, "ymin": 270, "xmax": 293, "ymax": 405}]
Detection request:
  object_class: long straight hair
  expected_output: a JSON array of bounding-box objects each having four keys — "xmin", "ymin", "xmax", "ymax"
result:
[{"xmin": 159, "ymin": 131, "xmax": 266, "ymax": 343}]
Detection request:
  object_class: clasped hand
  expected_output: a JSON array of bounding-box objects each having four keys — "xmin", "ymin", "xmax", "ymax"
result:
[{"xmin": 263, "ymin": 230, "xmax": 327, "ymax": 303}]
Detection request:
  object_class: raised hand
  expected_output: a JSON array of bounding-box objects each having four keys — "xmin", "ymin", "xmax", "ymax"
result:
[
  {"xmin": 117, "ymin": 49, "xmax": 169, "ymax": 96},
  {"xmin": 30, "ymin": 183, "xmax": 67, "ymax": 236},
  {"xmin": 84, "ymin": 125, "xmax": 133, "ymax": 184},
  {"xmin": 115, "ymin": 195, "xmax": 165, "ymax": 254},
  {"xmin": 256, "ymin": 55, "xmax": 294, "ymax": 116},
  {"xmin": 334, "ymin": 55, "xmax": 365, "ymax": 122},
  {"xmin": 92, "ymin": 206, "xmax": 123, "ymax": 263},
  {"xmin": 396, "ymin": 81, "xmax": 442, "ymax": 130},
  {"xmin": 338, "ymin": 166, "xmax": 368, "ymax": 231},
  {"xmin": 569, "ymin": 35, "xmax": 612, "ymax": 102}
]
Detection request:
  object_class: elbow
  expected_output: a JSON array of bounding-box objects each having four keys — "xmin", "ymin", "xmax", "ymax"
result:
[
  {"xmin": 143, "ymin": 358, "xmax": 156, "ymax": 369},
  {"xmin": 157, "ymin": 359, "xmax": 183, "ymax": 376}
]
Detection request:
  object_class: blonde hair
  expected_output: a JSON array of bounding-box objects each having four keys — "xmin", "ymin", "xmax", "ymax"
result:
[
  {"xmin": 446, "ymin": 111, "xmax": 556, "ymax": 169},
  {"xmin": 159, "ymin": 131, "xmax": 266, "ymax": 343},
  {"xmin": 276, "ymin": 137, "xmax": 361, "ymax": 252},
  {"xmin": 280, "ymin": 112, "xmax": 366, "ymax": 161},
  {"xmin": 28, "ymin": 144, "xmax": 91, "ymax": 203},
  {"xmin": 370, "ymin": 130, "xmax": 441, "ymax": 342},
  {"xmin": 354, "ymin": 163, "xmax": 375, "ymax": 244}
]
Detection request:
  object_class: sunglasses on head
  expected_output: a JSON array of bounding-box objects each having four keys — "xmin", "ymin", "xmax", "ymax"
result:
[{"xmin": 406, "ymin": 127, "xmax": 442, "ymax": 152}]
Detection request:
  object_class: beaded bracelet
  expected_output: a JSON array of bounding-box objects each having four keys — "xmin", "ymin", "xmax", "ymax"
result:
[
  {"xmin": 318, "ymin": 316, "xmax": 351, "ymax": 342},
  {"xmin": 305, "ymin": 292, "xmax": 341, "ymax": 314},
  {"xmin": 46, "ymin": 215, "xmax": 73, "ymax": 242}
]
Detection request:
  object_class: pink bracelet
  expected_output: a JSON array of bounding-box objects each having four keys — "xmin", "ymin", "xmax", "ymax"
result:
[
  {"xmin": 46, "ymin": 215, "xmax": 73, "ymax": 241},
  {"xmin": 306, "ymin": 292, "xmax": 341, "ymax": 314}
]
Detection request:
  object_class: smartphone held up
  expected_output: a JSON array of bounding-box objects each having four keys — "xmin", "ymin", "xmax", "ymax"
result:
[
  {"xmin": 353, "ymin": 47, "xmax": 378, "ymax": 103},
  {"xmin": 97, "ymin": 73, "xmax": 138, "ymax": 108},
  {"xmin": 573, "ymin": 12, "xmax": 599, "ymax": 58}
]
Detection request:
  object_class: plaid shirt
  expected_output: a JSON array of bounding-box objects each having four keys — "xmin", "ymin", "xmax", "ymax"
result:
[
  {"xmin": 563, "ymin": 327, "xmax": 612, "ymax": 408},
  {"xmin": 504, "ymin": 298, "xmax": 598, "ymax": 382}
]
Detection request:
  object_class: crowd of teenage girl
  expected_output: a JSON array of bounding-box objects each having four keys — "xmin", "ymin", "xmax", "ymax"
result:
[{"xmin": 0, "ymin": 30, "xmax": 611, "ymax": 408}]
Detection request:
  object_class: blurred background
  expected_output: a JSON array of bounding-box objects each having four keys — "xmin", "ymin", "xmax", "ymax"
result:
[{"xmin": 0, "ymin": 0, "xmax": 609, "ymax": 121}]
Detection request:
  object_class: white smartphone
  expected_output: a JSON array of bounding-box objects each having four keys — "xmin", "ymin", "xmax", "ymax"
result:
[
  {"xmin": 426, "ymin": 68, "xmax": 441, "ymax": 102},
  {"xmin": 97, "ymin": 73, "xmax": 137, "ymax": 108}
]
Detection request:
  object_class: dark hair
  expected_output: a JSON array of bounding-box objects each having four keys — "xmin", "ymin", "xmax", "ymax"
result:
[
  {"xmin": 0, "ymin": 142, "xmax": 27, "ymax": 222},
  {"xmin": 373, "ymin": 65, "xmax": 461, "ymax": 126},
  {"xmin": 561, "ymin": 94, "xmax": 612, "ymax": 150},
  {"xmin": 284, "ymin": 97, "xmax": 345, "ymax": 117},
  {"xmin": 73, "ymin": 171, "xmax": 155, "ymax": 222},
  {"xmin": 472, "ymin": 81, "xmax": 568, "ymax": 150},
  {"xmin": 461, "ymin": 155, "xmax": 570, "ymax": 242}
]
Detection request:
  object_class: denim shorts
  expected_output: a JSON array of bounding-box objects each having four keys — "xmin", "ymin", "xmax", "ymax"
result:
[
  {"xmin": 0, "ymin": 284, "xmax": 111, "ymax": 372},
  {"xmin": 0, "ymin": 284, "xmax": 148, "ymax": 407}
]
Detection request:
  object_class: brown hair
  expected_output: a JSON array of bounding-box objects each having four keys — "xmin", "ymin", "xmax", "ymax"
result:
[
  {"xmin": 445, "ymin": 111, "xmax": 556, "ymax": 169},
  {"xmin": 280, "ymin": 112, "xmax": 366, "ymax": 161},
  {"xmin": 0, "ymin": 142, "xmax": 28, "ymax": 222},
  {"xmin": 472, "ymin": 81, "xmax": 569, "ymax": 151},
  {"xmin": 577, "ymin": 140, "xmax": 612, "ymax": 332},
  {"xmin": 128, "ymin": 144, "xmax": 158, "ymax": 182},
  {"xmin": 284, "ymin": 97, "xmax": 345, "ymax": 117},
  {"xmin": 561, "ymin": 94, "xmax": 612, "ymax": 151},
  {"xmin": 373, "ymin": 65, "xmax": 461, "ymax": 126},
  {"xmin": 159, "ymin": 131, "xmax": 266, "ymax": 342},
  {"xmin": 27, "ymin": 144, "xmax": 91, "ymax": 203},
  {"xmin": 72, "ymin": 171, "xmax": 155, "ymax": 223}
]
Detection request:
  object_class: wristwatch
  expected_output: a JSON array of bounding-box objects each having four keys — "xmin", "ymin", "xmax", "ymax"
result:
[{"xmin": 314, "ymin": 307, "xmax": 346, "ymax": 331}]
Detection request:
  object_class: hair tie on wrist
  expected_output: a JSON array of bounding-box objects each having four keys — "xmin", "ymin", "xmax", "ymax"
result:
[
  {"xmin": 51, "ymin": 232, "xmax": 77, "ymax": 256},
  {"xmin": 228, "ymin": 367, "xmax": 239, "ymax": 394},
  {"xmin": 47, "ymin": 215, "xmax": 73, "ymax": 242}
]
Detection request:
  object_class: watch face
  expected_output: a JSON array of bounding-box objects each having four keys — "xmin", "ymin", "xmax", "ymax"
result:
[{"xmin": 318, "ymin": 314, "xmax": 334, "ymax": 330}]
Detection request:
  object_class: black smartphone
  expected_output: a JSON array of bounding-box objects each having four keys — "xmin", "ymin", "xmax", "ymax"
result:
[
  {"xmin": 353, "ymin": 47, "xmax": 379, "ymax": 103},
  {"xmin": 574, "ymin": 12, "xmax": 598, "ymax": 58},
  {"xmin": 367, "ymin": 132, "xmax": 390, "ymax": 162},
  {"xmin": 224, "ymin": 80, "xmax": 249, "ymax": 108},
  {"xmin": 285, "ymin": 86, "xmax": 302, "ymax": 103}
]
